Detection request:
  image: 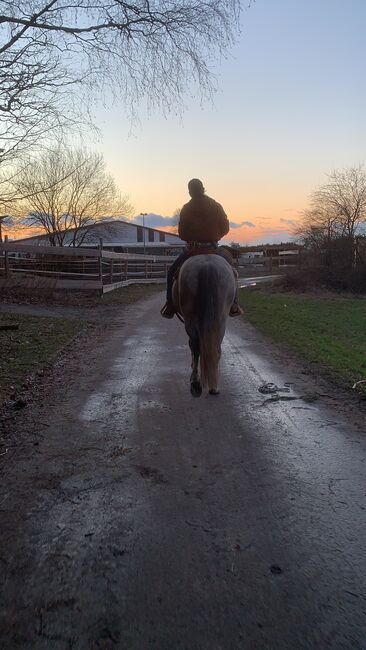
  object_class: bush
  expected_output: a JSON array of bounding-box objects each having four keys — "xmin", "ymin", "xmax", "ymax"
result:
[
  {"xmin": 281, "ymin": 266, "xmax": 366, "ymax": 294},
  {"xmin": 337, "ymin": 266, "xmax": 366, "ymax": 293}
]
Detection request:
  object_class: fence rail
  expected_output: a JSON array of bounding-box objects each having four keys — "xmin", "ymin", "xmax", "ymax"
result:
[{"xmin": 0, "ymin": 242, "xmax": 176, "ymax": 292}]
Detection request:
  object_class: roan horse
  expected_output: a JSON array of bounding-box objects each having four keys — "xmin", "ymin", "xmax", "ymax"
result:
[{"xmin": 173, "ymin": 254, "xmax": 237, "ymax": 397}]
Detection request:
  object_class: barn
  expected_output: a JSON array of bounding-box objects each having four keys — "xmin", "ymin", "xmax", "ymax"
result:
[{"xmin": 14, "ymin": 219, "xmax": 186, "ymax": 255}]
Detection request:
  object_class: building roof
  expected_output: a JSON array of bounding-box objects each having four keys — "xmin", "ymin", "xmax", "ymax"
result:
[
  {"xmin": 80, "ymin": 241, "xmax": 184, "ymax": 248},
  {"xmin": 13, "ymin": 218, "xmax": 182, "ymax": 243}
]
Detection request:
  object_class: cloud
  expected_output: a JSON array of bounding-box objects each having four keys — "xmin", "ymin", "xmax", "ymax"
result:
[
  {"xmin": 229, "ymin": 220, "xmax": 255, "ymax": 229},
  {"xmin": 132, "ymin": 213, "xmax": 179, "ymax": 228},
  {"xmin": 132, "ymin": 214, "xmax": 258, "ymax": 232},
  {"xmin": 222, "ymin": 223, "xmax": 296, "ymax": 245},
  {"xmin": 250, "ymin": 231, "xmax": 296, "ymax": 245},
  {"xmin": 280, "ymin": 218, "xmax": 297, "ymax": 226}
]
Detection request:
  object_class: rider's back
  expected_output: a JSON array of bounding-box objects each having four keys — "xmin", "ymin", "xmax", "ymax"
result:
[{"xmin": 178, "ymin": 195, "xmax": 229, "ymax": 243}]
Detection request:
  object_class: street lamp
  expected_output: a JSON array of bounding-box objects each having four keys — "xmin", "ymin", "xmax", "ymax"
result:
[{"xmin": 140, "ymin": 212, "xmax": 148, "ymax": 255}]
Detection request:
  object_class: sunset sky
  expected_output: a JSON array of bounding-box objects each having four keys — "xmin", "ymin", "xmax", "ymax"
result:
[{"xmin": 8, "ymin": 0, "xmax": 366, "ymax": 245}]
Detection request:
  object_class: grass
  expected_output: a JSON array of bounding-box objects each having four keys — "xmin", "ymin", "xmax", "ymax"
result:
[
  {"xmin": 0, "ymin": 282, "xmax": 163, "ymax": 308},
  {"xmin": 0, "ymin": 283, "xmax": 164, "ymax": 407},
  {"xmin": 239, "ymin": 289, "xmax": 366, "ymax": 394},
  {"xmin": 0, "ymin": 313, "xmax": 85, "ymax": 406},
  {"xmin": 99, "ymin": 283, "xmax": 163, "ymax": 305}
]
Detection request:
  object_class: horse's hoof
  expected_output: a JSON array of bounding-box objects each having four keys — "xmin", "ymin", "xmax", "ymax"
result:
[
  {"xmin": 209, "ymin": 388, "xmax": 220, "ymax": 395},
  {"xmin": 190, "ymin": 381, "xmax": 202, "ymax": 397}
]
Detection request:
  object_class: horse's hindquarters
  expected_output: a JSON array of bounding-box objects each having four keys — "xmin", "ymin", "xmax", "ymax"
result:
[
  {"xmin": 177, "ymin": 255, "xmax": 236, "ymax": 393},
  {"xmin": 178, "ymin": 255, "xmax": 235, "ymax": 319}
]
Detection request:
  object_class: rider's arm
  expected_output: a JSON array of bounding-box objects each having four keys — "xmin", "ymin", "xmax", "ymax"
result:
[
  {"xmin": 216, "ymin": 203, "xmax": 230, "ymax": 239},
  {"xmin": 178, "ymin": 205, "xmax": 189, "ymax": 241}
]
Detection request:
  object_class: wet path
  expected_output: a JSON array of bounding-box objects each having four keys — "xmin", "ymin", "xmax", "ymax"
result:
[{"xmin": 1, "ymin": 293, "xmax": 366, "ymax": 649}]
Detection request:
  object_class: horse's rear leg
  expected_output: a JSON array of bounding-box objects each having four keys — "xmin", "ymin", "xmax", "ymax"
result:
[
  {"xmin": 208, "ymin": 344, "xmax": 221, "ymax": 396},
  {"xmin": 189, "ymin": 336, "xmax": 202, "ymax": 397}
]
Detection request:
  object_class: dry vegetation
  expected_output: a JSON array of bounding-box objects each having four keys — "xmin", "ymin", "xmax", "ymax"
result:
[{"xmin": 0, "ymin": 283, "xmax": 163, "ymax": 407}]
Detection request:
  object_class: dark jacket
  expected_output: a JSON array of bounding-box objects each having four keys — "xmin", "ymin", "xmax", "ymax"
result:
[{"xmin": 178, "ymin": 195, "xmax": 230, "ymax": 243}]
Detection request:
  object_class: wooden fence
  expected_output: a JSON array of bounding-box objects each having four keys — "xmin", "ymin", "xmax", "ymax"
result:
[{"xmin": 0, "ymin": 241, "xmax": 176, "ymax": 293}]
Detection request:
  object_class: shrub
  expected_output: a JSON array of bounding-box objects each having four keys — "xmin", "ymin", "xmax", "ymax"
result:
[{"xmin": 281, "ymin": 266, "xmax": 366, "ymax": 294}]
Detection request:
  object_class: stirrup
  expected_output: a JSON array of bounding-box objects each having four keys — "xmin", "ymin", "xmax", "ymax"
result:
[
  {"xmin": 229, "ymin": 304, "xmax": 244, "ymax": 317},
  {"xmin": 160, "ymin": 302, "xmax": 175, "ymax": 319}
]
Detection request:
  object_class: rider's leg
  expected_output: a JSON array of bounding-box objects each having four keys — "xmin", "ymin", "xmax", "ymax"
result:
[
  {"xmin": 161, "ymin": 250, "xmax": 189, "ymax": 318},
  {"xmin": 229, "ymin": 282, "xmax": 244, "ymax": 316}
]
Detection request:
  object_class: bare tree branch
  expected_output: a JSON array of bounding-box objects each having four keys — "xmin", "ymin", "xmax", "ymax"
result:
[
  {"xmin": 10, "ymin": 146, "xmax": 134, "ymax": 245},
  {"xmin": 295, "ymin": 165, "xmax": 366, "ymax": 268},
  {"xmin": 0, "ymin": 0, "xmax": 246, "ymax": 159}
]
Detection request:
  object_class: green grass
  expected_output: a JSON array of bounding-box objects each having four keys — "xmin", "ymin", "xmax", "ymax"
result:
[
  {"xmin": 100, "ymin": 283, "xmax": 163, "ymax": 305},
  {"xmin": 239, "ymin": 289, "xmax": 366, "ymax": 393},
  {"xmin": 0, "ymin": 283, "xmax": 163, "ymax": 406},
  {"xmin": 0, "ymin": 313, "xmax": 85, "ymax": 406},
  {"xmin": 0, "ymin": 282, "xmax": 163, "ymax": 308}
]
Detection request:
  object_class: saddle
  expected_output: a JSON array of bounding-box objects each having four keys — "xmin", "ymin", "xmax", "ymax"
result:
[{"xmin": 186, "ymin": 243, "xmax": 218, "ymax": 257}]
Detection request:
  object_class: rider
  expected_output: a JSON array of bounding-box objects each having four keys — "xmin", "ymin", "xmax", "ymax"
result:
[{"xmin": 160, "ymin": 178, "xmax": 244, "ymax": 319}]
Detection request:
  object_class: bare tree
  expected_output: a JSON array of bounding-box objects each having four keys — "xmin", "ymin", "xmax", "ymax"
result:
[
  {"xmin": 296, "ymin": 165, "xmax": 366, "ymax": 263},
  {"xmin": 295, "ymin": 205, "xmax": 339, "ymax": 250},
  {"xmin": 312, "ymin": 166, "xmax": 366, "ymax": 239},
  {"xmin": 11, "ymin": 147, "xmax": 133, "ymax": 246},
  {"xmin": 298, "ymin": 166, "xmax": 366, "ymax": 241},
  {"xmin": 0, "ymin": 0, "xmax": 244, "ymax": 159}
]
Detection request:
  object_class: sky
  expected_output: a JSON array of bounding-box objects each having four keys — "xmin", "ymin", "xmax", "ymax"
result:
[
  {"xmin": 87, "ymin": 0, "xmax": 365, "ymax": 245},
  {"xmin": 9, "ymin": 0, "xmax": 366, "ymax": 245}
]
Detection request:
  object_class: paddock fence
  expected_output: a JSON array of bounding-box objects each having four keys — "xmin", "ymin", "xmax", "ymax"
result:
[{"xmin": 0, "ymin": 241, "xmax": 177, "ymax": 293}]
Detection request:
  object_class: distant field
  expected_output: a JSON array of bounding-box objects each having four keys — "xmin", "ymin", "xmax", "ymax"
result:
[{"xmin": 238, "ymin": 289, "xmax": 366, "ymax": 394}]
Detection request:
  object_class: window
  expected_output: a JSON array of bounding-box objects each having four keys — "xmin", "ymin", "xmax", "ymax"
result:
[
  {"xmin": 148, "ymin": 229, "xmax": 154, "ymax": 242},
  {"xmin": 159, "ymin": 231, "xmax": 165, "ymax": 242},
  {"xmin": 137, "ymin": 226, "xmax": 143, "ymax": 242}
]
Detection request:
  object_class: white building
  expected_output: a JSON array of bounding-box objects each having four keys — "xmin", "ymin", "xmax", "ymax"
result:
[{"xmin": 14, "ymin": 219, "xmax": 185, "ymax": 255}]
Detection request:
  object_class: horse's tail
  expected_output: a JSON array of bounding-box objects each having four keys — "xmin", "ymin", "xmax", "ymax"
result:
[{"xmin": 196, "ymin": 265, "xmax": 221, "ymax": 389}]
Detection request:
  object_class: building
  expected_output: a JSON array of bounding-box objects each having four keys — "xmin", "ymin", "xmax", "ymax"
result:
[
  {"xmin": 239, "ymin": 243, "xmax": 303, "ymax": 269},
  {"xmin": 13, "ymin": 219, "xmax": 186, "ymax": 255}
]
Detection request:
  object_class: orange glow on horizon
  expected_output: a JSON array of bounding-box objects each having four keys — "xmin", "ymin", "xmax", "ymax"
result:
[{"xmin": 6, "ymin": 217, "xmax": 297, "ymax": 246}]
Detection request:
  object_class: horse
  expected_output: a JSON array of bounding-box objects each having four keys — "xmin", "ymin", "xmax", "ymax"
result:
[{"xmin": 173, "ymin": 254, "xmax": 237, "ymax": 397}]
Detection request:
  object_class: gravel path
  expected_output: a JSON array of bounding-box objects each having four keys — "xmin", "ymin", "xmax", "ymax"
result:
[{"xmin": 1, "ymin": 293, "xmax": 365, "ymax": 649}]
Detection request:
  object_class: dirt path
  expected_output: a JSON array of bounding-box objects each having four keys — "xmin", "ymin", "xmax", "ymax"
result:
[{"xmin": 1, "ymin": 293, "xmax": 366, "ymax": 649}]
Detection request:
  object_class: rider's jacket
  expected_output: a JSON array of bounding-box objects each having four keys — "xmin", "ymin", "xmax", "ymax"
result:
[{"xmin": 178, "ymin": 195, "xmax": 230, "ymax": 243}]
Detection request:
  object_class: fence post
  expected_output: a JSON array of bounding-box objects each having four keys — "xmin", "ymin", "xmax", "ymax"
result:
[
  {"xmin": 98, "ymin": 238, "xmax": 103, "ymax": 288},
  {"xmin": 109, "ymin": 259, "xmax": 113, "ymax": 284},
  {"xmin": 4, "ymin": 235, "xmax": 9, "ymax": 278}
]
